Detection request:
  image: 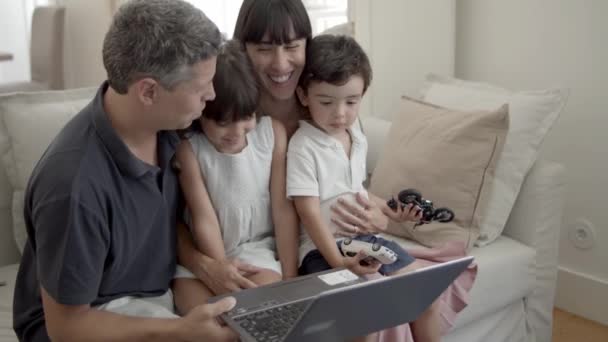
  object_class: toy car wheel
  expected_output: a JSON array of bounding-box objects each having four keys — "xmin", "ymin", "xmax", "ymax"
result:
[
  {"xmin": 434, "ymin": 208, "xmax": 455, "ymax": 223},
  {"xmin": 398, "ymin": 189, "xmax": 422, "ymax": 205},
  {"xmin": 343, "ymin": 238, "xmax": 353, "ymax": 245},
  {"xmin": 372, "ymin": 242, "xmax": 381, "ymax": 252}
]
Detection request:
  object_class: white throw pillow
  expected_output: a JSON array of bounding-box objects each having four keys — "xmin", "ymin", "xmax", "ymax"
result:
[
  {"xmin": 422, "ymin": 74, "xmax": 568, "ymax": 246},
  {"xmin": 0, "ymin": 87, "xmax": 97, "ymax": 253}
]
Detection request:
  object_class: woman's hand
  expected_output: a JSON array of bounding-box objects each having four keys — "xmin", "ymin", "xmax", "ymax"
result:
[
  {"xmin": 331, "ymin": 192, "xmax": 389, "ymax": 237},
  {"xmin": 383, "ymin": 202, "xmax": 423, "ymax": 223}
]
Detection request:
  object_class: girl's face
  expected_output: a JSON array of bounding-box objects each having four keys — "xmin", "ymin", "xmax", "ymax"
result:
[
  {"xmin": 200, "ymin": 115, "xmax": 257, "ymax": 154},
  {"xmin": 245, "ymin": 29, "xmax": 306, "ymax": 102},
  {"xmin": 297, "ymin": 76, "xmax": 365, "ymax": 136}
]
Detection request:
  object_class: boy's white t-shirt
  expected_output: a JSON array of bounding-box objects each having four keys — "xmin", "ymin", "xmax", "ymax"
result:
[{"xmin": 286, "ymin": 120, "xmax": 368, "ymax": 264}]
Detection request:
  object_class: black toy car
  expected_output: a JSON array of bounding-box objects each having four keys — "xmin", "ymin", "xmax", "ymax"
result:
[{"xmin": 387, "ymin": 189, "xmax": 454, "ymax": 225}]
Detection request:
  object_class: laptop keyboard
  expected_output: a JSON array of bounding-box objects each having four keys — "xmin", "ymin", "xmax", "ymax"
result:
[{"xmin": 234, "ymin": 300, "xmax": 309, "ymax": 342}]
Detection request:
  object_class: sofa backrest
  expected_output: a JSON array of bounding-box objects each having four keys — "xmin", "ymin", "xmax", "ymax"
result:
[{"xmin": 0, "ymin": 87, "xmax": 97, "ymax": 266}]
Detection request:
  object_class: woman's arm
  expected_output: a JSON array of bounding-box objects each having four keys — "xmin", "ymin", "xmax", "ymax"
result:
[
  {"xmin": 269, "ymin": 119, "xmax": 300, "ymax": 279},
  {"xmin": 176, "ymin": 140, "xmax": 225, "ymax": 260},
  {"xmin": 331, "ymin": 192, "xmax": 421, "ymax": 236}
]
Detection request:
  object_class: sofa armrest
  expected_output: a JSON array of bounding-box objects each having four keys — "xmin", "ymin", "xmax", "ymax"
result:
[{"xmin": 503, "ymin": 159, "xmax": 566, "ymax": 342}]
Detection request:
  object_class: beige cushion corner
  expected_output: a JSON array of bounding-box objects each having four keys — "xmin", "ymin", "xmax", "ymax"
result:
[
  {"xmin": 423, "ymin": 74, "xmax": 568, "ymax": 246},
  {"xmin": 369, "ymin": 97, "xmax": 509, "ymax": 250},
  {"xmin": 0, "ymin": 87, "xmax": 97, "ymax": 253}
]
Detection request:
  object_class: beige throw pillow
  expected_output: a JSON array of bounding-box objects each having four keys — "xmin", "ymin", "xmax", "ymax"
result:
[{"xmin": 369, "ymin": 97, "xmax": 509, "ymax": 249}]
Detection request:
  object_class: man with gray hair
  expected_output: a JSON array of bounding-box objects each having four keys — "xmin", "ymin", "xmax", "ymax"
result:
[{"xmin": 13, "ymin": 1, "xmax": 237, "ymax": 341}]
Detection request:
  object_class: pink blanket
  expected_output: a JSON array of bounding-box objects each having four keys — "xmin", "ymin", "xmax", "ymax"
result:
[{"xmin": 370, "ymin": 241, "xmax": 477, "ymax": 342}]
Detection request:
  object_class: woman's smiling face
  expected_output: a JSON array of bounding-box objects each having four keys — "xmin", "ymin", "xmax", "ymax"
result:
[{"xmin": 245, "ymin": 29, "xmax": 306, "ymax": 102}]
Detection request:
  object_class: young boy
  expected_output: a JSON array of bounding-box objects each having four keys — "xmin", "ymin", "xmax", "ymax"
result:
[{"xmin": 286, "ymin": 34, "xmax": 440, "ymax": 342}]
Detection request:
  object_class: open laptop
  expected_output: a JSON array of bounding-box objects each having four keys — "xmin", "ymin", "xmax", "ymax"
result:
[{"xmin": 210, "ymin": 256, "xmax": 473, "ymax": 342}]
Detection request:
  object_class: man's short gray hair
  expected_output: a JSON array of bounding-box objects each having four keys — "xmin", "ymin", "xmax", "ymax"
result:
[{"xmin": 103, "ymin": 0, "xmax": 221, "ymax": 94}]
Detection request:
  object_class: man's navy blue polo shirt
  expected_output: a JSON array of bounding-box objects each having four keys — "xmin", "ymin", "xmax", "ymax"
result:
[{"xmin": 13, "ymin": 82, "xmax": 181, "ymax": 341}]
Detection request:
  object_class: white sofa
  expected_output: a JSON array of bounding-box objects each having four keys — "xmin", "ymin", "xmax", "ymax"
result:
[{"xmin": 0, "ymin": 94, "xmax": 564, "ymax": 342}]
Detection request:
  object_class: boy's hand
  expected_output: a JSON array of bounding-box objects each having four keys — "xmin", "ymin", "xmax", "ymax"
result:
[
  {"xmin": 384, "ymin": 202, "xmax": 423, "ymax": 223},
  {"xmin": 343, "ymin": 250, "xmax": 381, "ymax": 276}
]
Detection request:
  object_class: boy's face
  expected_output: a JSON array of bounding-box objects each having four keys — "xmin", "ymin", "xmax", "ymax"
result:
[
  {"xmin": 297, "ymin": 76, "xmax": 365, "ymax": 136},
  {"xmin": 200, "ymin": 115, "xmax": 257, "ymax": 154}
]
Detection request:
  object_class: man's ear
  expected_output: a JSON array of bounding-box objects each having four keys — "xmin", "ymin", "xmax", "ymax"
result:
[
  {"xmin": 134, "ymin": 78, "xmax": 158, "ymax": 106},
  {"xmin": 296, "ymin": 86, "xmax": 308, "ymax": 107}
]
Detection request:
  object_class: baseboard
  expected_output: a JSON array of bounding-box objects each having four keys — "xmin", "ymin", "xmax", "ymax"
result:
[{"xmin": 555, "ymin": 266, "xmax": 608, "ymax": 326}]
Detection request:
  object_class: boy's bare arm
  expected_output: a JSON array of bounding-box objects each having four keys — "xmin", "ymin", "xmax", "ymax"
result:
[
  {"xmin": 293, "ymin": 197, "xmax": 345, "ymax": 268},
  {"xmin": 176, "ymin": 140, "xmax": 225, "ymax": 260},
  {"xmin": 269, "ymin": 119, "xmax": 300, "ymax": 278}
]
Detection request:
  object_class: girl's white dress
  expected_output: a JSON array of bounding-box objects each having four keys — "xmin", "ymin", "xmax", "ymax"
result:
[{"xmin": 181, "ymin": 116, "xmax": 281, "ymax": 274}]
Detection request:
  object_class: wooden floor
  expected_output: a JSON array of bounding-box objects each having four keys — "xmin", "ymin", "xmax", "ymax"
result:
[{"xmin": 552, "ymin": 308, "xmax": 608, "ymax": 342}]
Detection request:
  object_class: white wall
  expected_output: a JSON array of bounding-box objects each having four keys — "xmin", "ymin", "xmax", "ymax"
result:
[
  {"xmin": 456, "ymin": 0, "xmax": 608, "ymax": 325},
  {"xmin": 353, "ymin": 0, "xmax": 455, "ymax": 120},
  {"xmin": 0, "ymin": 1, "xmax": 30, "ymax": 83}
]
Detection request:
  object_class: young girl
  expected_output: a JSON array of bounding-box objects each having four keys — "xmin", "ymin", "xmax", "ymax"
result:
[
  {"xmin": 287, "ymin": 34, "xmax": 440, "ymax": 342},
  {"xmin": 172, "ymin": 39, "xmax": 299, "ymax": 315}
]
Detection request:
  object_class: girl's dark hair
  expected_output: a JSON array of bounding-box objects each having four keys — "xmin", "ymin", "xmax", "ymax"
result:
[
  {"xmin": 299, "ymin": 34, "xmax": 372, "ymax": 94},
  {"xmin": 203, "ymin": 39, "xmax": 259, "ymax": 122},
  {"xmin": 234, "ymin": 0, "xmax": 312, "ymax": 44},
  {"xmin": 180, "ymin": 39, "xmax": 259, "ymax": 137}
]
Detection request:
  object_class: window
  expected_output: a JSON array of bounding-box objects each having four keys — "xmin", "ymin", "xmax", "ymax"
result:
[{"xmin": 186, "ymin": 0, "xmax": 349, "ymax": 38}]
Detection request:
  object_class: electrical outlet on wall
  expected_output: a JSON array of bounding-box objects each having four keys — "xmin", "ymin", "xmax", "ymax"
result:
[{"xmin": 568, "ymin": 218, "xmax": 596, "ymax": 250}]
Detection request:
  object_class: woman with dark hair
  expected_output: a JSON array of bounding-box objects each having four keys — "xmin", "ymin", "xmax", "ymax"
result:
[{"xmin": 176, "ymin": 1, "xmax": 472, "ymax": 341}]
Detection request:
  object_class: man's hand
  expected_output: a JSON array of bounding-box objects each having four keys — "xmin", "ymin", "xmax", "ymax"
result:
[
  {"xmin": 201, "ymin": 258, "xmax": 263, "ymax": 295},
  {"xmin": 342, "ymin": 251, "xmax": 381, "ymax": 276},
  {"xmin": 332, "ymin": 192, "xmax": 389, "ymax": 237},
  {"xmin": 178, "ymin": 297, "xmax": 238, "ymax": 342}
]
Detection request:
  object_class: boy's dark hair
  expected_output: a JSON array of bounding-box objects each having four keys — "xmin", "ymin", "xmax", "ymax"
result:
[
  {"xmin": 180, "ymin": 39, "xmax": 259, "ymax": 137},
  {"xmin": 234, "ymin": 0, "xmax": 312, "ymax": 45},
  {"xmin": 299, "ymin": 34, "xmax": 372, "ymax": 94}
]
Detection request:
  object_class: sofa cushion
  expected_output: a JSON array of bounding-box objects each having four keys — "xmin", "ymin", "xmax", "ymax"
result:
[
  {"xmin": 384, "ymin": 235, "xmax": 536, "ymax": 329},
  {"xmin": 0, "ymin": 263, "xmax": 18, "ymax": 341},
  {"xmin": 0, "ymin": 87, "xmax": 97, "ymax": 253},
  {"xmin": 369, "ymin": 97, "xmax": 509, "ymax": 249},
  {"xmin": 422, "ymin": 74, "xmax": 568, "ymax": 246}
]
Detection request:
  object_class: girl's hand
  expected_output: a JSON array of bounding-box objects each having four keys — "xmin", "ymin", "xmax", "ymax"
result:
[
  {"xmin": 201, "ymin": 258, "xmax": 262, "ymax": 295},
  {"xmin": 343, "ymin": 250, "xmax": 381, "ymax": 276},
  {"xmin": 331, "ymin": 192, "xmax": 389, "ymax": 237},
  {"xmin": 384, "ymin": 202, "xmax": 423, "ymax": 223}
]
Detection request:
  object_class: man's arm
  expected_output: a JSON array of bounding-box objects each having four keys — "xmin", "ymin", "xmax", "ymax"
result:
[
  {"xmin": 269, "ymin": 119, "xmax": 300, "ymax": 279},
  {"xmin": 41, "ymin": 286, "xmax": 237, "ymax": 342}
]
